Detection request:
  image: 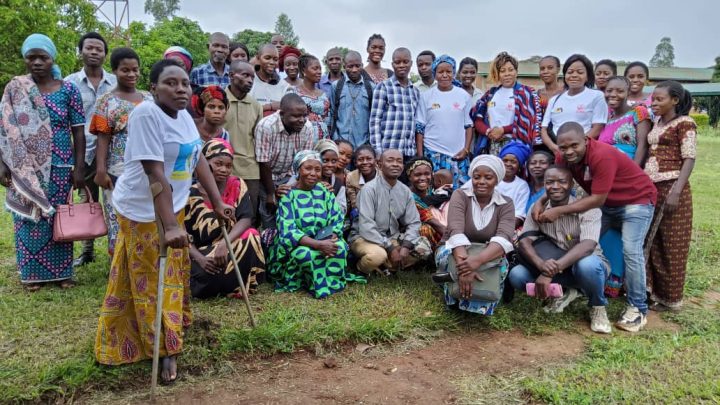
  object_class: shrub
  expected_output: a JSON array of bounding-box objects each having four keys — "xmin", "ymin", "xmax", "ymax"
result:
[{"xmin": 691, "ymin": 113, "xmax": 709, "ymax": 128}]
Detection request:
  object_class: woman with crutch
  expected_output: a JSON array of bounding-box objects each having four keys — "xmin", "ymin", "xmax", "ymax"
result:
[{"xmin": 94, "ymin": 59, "xmax": 232, "ymax": 384}]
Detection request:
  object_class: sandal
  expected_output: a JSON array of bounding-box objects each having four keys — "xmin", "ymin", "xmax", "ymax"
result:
[
  {"xmin": 25, "ymin": 284, "xmax": 42, "ymax": 292},
  {"xmin": 59, "ymin": 280, "xmax": 76, "ymax": 289}
]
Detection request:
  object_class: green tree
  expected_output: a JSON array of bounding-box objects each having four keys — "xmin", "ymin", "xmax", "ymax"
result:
[
  {"xmin": 0, "ymin": 0, "xmax": 100, "ymax": 92},
  {"xmin": 232, "ymin": 29, "xmax": 273, "ymax": 57},
  {"xmin": 649, "ymin": 37, "xmax": 675, "ymax": 68},
  {"xmin": 144, "ymin": 0, "xmax": 181, "ymax": 22},
  {"xmin": 274, "ymin": 13, "xmax": 299, "ymax": 47},
  {"xmin": 695, "ymin": 56, "xmax": 720, "ymax": 127},
  {"xmin": 105, "ymin": 17, "xmax": 207, "ymax": 90}
]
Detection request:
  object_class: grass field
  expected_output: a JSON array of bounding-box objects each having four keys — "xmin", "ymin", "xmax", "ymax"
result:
[{"xmin": 1, "ymin": 130, "xmax": 719, "ymax": 403}]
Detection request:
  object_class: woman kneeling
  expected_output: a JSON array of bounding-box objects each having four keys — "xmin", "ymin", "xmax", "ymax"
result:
[
  {"xmin": 268, "ymin": 150, "xmax": 365, "ymax": 298},
  {"xmin": 185, "ymin": 139, "xmax": 266, "ymax": 299},
  {"xmin": 434, "ymin": 155, "xmax": 516, "ymax": 315}
]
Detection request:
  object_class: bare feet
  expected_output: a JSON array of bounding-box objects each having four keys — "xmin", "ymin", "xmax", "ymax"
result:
[
  {"xmin": 161, "ymin": 356, "xmax": 178, "ymax": 383},
  {"xmin": 25, "ymin": 284, "xmax": 42, "ymax": 292}
]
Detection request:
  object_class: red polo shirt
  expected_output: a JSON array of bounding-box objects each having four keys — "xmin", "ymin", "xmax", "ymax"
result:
[{"xmin": 556, "ymin": 138, "xmax": 657, "ymax": 207}]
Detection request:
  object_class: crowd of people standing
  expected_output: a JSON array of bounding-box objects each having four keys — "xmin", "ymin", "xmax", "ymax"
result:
[{"xmin": 0, "ymin": 29, "xmax": 698, "ymax": 383}]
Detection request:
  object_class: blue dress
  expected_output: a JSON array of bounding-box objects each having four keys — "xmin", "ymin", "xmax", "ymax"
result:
[{"xmin": 14, "ymin": 81, "xmax": 84, "ymax": 283}]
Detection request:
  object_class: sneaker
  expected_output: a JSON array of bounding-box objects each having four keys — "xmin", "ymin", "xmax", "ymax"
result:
[
  {"xmin": 543, "ymin": 287, "xmax": 580, "ymax": 313},
  {"xmin": 589, "ymin": 306, "xmax": 612, "ymax": 334},
  {"xmin": 615, "ymin": 305, "xmax": 647, "ymax": 332}
]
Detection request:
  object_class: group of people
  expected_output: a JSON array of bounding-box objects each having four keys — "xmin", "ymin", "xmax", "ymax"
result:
[{"xmin": 0, "ymin": 29, "xmax": 697, "ymax": 383}]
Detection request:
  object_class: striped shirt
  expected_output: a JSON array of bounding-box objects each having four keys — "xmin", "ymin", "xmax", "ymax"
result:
[
  {"xmin": 369, "ymin": 76, "xmax": 420, "ymax": 156},
  {"xmin": 521, "ymin": 196, "xmax": 607, "ymax": 266},
  {"xmin": 254, "ymin": 111, "xmax": 314, "ymax": 182}
]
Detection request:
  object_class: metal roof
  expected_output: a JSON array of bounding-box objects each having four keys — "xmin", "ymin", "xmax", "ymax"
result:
[
  {"xmin": 477, "ymin": 62, "xmax": 713, "ymax": 82},
  {"xmin": 644, "ymin": 83, "xmax": 720, "ymax": 97}
]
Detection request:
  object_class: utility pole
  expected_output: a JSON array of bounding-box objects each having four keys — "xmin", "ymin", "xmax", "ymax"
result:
[{"xmin": 90, "ymin": 0, "xmax": 131, "ymax": 43}]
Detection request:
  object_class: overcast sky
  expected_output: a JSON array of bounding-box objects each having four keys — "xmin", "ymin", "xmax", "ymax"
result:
[{"xmin": 118, "ymin": 0, "xmax": 718, "ymax": 68}]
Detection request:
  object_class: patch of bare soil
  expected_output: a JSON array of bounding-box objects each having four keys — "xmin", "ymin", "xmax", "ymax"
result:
[
  {"xmin": 134, "ymin": 330, "xmax": 585, "ymax": 405},
  {"xmin": 688, "ymin": 289, "xmax": 720, "ymax": 310}
]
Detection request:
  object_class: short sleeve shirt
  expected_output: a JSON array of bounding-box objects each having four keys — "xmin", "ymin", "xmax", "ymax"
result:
[
  {"xmin": 556, "ymin": 138, "xmax": 657, "ymax": 207},
  {"xmin": 542, "ymin": 88, "xmax": 608, "ymax": 133},
  {"xmin": 112, "ymin": 102, "xmax": 203, "ymax": 222}
]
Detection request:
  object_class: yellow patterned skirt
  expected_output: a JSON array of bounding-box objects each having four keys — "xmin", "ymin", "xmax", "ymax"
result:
[{"xmin": 95, "ymin": 212, "xmax": 191, "ymax": 365}]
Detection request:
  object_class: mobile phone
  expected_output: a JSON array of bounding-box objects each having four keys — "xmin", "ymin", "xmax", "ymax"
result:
[
  {"xmin": 315, "ymin": 226, "xmax": 335, "ymax": 240},
  {"xmin": 526, "ymin": 283, "xmax": 563, "ymax": 298}
]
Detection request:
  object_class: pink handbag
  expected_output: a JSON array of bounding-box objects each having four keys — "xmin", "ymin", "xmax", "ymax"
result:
[{"xmin": 52, "ymin": 186, "xmax": 108, "ymax": 242}]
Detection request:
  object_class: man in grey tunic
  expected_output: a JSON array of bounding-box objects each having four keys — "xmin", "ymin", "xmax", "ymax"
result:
[{"xmin": 349, "ymin": 149, "xmax": 431, "ymax": 275}]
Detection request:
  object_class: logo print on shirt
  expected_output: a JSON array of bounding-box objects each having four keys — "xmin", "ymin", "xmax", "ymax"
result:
[
  {"xmin": 453, "ymin": 102, "xmax": 461, "ymax": 110},
  {"xmin": 577, "ymin": 104, "xmax": 586, "ymax": 113},
  {"xmin": 506, "ymin": 102, "xmax": 514, "ymax": 110},
  {"xmin": 171, "ymin": 139, "xmax": 202, "ymax": 180},
  {"xmin": 431, "ymin": 103, "xmax": 441, "ymax": 110}
]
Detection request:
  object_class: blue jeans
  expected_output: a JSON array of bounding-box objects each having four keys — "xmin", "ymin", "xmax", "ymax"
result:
[
  {"xmin": 509, "ymin": 255, "xmax": 609, "ymax": 307},
  {"xmin": 600, "ymin": 204, "xmax": 654, "ymax": 314}
]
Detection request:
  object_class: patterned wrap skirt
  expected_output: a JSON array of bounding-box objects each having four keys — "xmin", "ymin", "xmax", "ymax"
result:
[
  {"xmin": 95, "ymin": 212, "xmax": 191, "ymax": 365},
  {"xmin": 14, "ymin": 166, "xmax": 74, "ymax": 283},
  {"xmin": 647, "ymin": 181, "xmax": 692, "ymax": 308}
]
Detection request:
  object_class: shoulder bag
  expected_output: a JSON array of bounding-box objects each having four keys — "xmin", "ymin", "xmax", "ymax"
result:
[{"xmin": 446, "ymin": 242, "xmax": 504, "ymax": 301}]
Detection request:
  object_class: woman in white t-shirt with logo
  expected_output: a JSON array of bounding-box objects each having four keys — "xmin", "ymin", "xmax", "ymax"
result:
[
  {"xmin": 472, "ymin": 52, "xmax": 541, "ymax": 156},
  {"xmin": 541, "ymin": 54, "xmax": 608, "ymax": 154},
  {"xmin": 415, "ymin": 55, "xmax": 473, "ymax": 187},
  {"xmin": 95, "ymin": 59, "xmax": 233, "ymax": 384}
]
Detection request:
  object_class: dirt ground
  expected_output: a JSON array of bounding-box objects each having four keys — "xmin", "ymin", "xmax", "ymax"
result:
[
  {"xmin": 159, "ymin": 330, "xmax": 584, "ymax": 405},
  {"xmin": 88, "ymin": 312, "xmax": 675, "ymax": 405}
]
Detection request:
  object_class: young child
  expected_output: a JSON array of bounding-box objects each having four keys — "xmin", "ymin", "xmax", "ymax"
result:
[
  {"xmin": 433, "ymin": 169, "xmax": 454, "ymax": 196},
  {"xmin": 496, "ymin": 141, "xmax": 531, "ymax": 229},
  {"xmin": 429, "ymin": 168, "xmax": 454, "ymax": 226}
]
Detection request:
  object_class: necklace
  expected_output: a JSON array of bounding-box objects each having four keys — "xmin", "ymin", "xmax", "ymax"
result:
[{"xmin": 348, "ymin": 83, "xmax": 362, "ymax": 117}]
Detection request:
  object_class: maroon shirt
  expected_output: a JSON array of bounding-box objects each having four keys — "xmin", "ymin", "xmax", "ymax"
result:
[{"xmin": 556, "ymin": 138, "xmax": 657, "ymax": 207}]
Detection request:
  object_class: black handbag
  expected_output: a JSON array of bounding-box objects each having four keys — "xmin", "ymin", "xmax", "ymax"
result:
[{"xmin": 516, "ymin": 230, "xmax": 567, "ymax": 271}]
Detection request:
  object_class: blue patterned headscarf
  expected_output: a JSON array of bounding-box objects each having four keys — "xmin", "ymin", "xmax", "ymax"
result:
[
  {"xmin": 21, "ymin": 34, "xmax": 61, "ymax": 79},
  {"xmin": 432, "ymin": 54, "xmax": 456, "ymax": 77},
  {"xmin": 292, "ymin": 150, "xmax": 322, "ymax": 174}
]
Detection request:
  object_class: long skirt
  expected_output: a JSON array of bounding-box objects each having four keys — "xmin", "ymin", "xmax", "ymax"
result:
[
  {"xmin": 270, "ymin": 239, "xmax": 365, "ymax": 299},
  {"xmin": 102, "ymin": 184, "xmax": 119, "ymax": 257},
  {"xmin": 14, "ymin": 166, "xmax": 73, "ymax": 284},
  {"xmin": 424, "ymin": 146, "xmax": 469, "ymax": 188},
  {"xmin": 190, "ymin": 228, "xmax": 266, "ymax": 298},
  {"xmin": 647, "ymin": 181, "xmax": 693, "ymax": 308},
  {"xmin": 95, "ymin": 212, "xmax": 191, "ymax": 365},
  {"xmin": 436, "ymin": 244, "xmax": 508, "ymax": 315}
]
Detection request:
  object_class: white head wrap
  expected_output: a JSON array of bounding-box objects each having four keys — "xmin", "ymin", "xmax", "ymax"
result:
[{"xmin": 466, "ymin": 155, "xmax": 505, "ymax": 181}]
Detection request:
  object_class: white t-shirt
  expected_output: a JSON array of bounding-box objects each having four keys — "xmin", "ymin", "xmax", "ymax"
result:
[
  {"xmin": 112, "ymin": 102, "xmax": 203, "ymax": 222},
  {"xmin": 496, "ymin": 176, "xmax": 530, "ymax": 219},
  {"xmin": 541, "ymin": 88, "xmax": 608, "ymax": 133},
  {"xmin": 250, "ymin": 74, "xmax": 290, "ymax": 106},
  {"xmin": 416, "ymin": 86, "xmax": 472, "ymax": 156},
  {"xmin": 488, "ymin": 86, "xmax": 515, "ymax": 128}
]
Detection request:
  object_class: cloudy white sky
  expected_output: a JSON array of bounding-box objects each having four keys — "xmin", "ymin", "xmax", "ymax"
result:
[{"xmin": 116, "ymin": 0, "xmax": 718, "ymax": 67}]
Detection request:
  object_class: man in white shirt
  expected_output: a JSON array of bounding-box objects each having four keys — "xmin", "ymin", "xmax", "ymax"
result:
[{"xmin": 65, "ymin": 32, "xmax": 116, "ymax": 267}]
